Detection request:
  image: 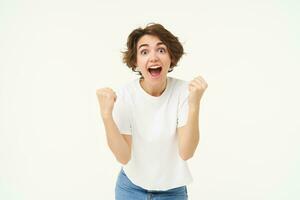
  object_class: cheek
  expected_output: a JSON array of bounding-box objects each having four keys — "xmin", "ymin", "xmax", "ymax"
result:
[
  {"xmin": 162, "ymin": 57, "xmax": 172, "ymax": 68},
  {"xmin": 136, "ymin": 56, "xmax": 147, "ymax": 66},
  {"xmin": 162, "ymin": 53, "xmax": 171, "ymax": 62},
  {"xmin": 136, "ymin": 60, "xmax": 148, "ymax": 72}
]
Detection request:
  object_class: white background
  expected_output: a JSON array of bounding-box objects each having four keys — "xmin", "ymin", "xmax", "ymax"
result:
[{"xmin": 1, "ymin": 0, "xmax": 299, "ymax": 199}]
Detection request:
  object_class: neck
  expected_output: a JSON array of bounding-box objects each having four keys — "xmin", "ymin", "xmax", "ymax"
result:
[{"xmin": 139, "ymin": 78, "xmax": 167, "ymax": 97}]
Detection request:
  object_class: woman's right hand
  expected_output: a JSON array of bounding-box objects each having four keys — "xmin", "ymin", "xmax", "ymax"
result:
[{"xmin": 96, "ymin": 88, "xmax": 117, "ymax": 118}]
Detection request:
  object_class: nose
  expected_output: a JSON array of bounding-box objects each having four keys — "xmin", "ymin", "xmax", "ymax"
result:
[{"xmin": 149, "ymin": 51, "xmax": 158, "ymax": 62}]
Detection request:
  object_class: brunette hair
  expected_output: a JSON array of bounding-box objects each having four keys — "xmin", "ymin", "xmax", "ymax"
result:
[{"xmin": 122, "ymin": 23, "xmax": 184, "ymax": 76}]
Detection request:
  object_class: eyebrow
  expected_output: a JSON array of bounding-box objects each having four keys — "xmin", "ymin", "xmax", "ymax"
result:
[{"xmin": 138, "ymin": 42, "xmax": 165, "ymax": 49}]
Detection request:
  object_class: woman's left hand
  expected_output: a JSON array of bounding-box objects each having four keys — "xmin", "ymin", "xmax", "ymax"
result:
[{"xmin": 188, "ymin": 75, "xmax": 208, "ymax": 107}]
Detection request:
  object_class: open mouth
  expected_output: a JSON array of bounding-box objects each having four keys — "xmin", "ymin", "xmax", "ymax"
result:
[{"xmin": 148, "ymin": 66, "xmax": 162, "ymax": 78}]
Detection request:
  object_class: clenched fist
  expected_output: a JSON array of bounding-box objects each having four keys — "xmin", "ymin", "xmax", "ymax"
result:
[
  {"xmin": 188, "ymin": 75, "xmax": 208, "ymax": 107},
  {"xmin": 96, "ymin": 87, "xmax": 117, "ymax": 118}
]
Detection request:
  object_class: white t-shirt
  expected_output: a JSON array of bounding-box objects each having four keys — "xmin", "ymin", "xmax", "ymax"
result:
[{"xmin": 112, "ymin": 76, "xmax": 193, "ymax": 190}]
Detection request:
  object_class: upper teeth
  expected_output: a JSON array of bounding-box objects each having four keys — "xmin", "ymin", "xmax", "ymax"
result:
[{"xmin": 149, "ymin": 66, "xmax": 160, "ymax": 69}]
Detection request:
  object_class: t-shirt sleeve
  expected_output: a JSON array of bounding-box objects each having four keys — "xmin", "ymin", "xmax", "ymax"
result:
[
  {"xmin": 112, "ymin": 89, "xmax": 132, "ymax": 135},
  {"xmin": 177, "ymin": 83, "xmax": 190, "ymax": 128}
]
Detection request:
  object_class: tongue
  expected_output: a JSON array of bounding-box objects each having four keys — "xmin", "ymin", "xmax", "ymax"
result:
[
  {"xmin": 149, "ymin": 68, "xmax": 161, "ymax": 77},
  {"xmin": 150, "ymin": 70, "xmax": 160, "ymax": 77}
]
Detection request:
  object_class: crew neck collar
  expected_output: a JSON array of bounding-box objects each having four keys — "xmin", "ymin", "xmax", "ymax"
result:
[{"xmin": 136, "ymin": 77, "xmax": 171, "ymax": 101}]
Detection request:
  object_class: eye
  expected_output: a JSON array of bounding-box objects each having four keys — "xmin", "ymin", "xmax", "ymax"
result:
[
  {"xmin": 158, "ymin": 47, "xmax": 166, "ymax": 53},
  {"xmin": 140, "ymin": 49, "xmax": 148, "ymax": 55}
]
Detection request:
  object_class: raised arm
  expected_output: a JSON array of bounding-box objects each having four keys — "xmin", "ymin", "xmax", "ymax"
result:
[
  {"xmin": 177, "ymin": 76, "xmax": 208, "ymax": 160},
  {"xmin": 96, "ymin": 88, "xmax": 131, "ymax": 164}
]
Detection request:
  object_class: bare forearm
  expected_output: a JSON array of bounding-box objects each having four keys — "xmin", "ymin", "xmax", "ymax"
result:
[
  {"xmin": 180, "ymin": 105, "xmax": 200, "ymax": 159},
  {"xmin": 102, "ymin": 115, "xmax": 131, "ymax": 164},
  {"xmin": 178, "ymin": 75, "xmax": 207, "ymax": 160}
]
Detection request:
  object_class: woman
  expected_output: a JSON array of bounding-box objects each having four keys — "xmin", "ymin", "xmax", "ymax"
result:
[{"xmin": 96, "ymin": 23, "xmax": 208, "ymax": 200}]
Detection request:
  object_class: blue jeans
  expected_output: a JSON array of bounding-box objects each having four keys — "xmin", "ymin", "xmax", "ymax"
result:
[{"xmin": 115, "ymin": 168, "xmax": 188, "ymax": 200}]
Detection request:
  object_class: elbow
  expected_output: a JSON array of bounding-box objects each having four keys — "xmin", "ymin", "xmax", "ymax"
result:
[
  {"xmin": 179, "ymin": 151, "xmax": 194, "ymax": 161},
  {"xmin": 118, "ymin": 159, "xmax": 129, "ymax": 165},
  {"xmin": 117, "ymin": 155, "xmax": 131, "ymax": 165},
  {"xmin": 178, "ymin": 140, "xmax": 199, "ymax": 161}
]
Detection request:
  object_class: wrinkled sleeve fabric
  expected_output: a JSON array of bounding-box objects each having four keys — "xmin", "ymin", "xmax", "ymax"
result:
[
  {"xmin": 177, "ymin": 83, "xmax": 190, "ymax": 128},
  {"xmin": 112, "ymin": 89, "xmax": 132, "ymax": 135}
]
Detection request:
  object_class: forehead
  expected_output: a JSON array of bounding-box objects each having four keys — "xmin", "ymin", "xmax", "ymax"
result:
[{"xmin": 137, "ymin": 35, "xmax": 165, "ymax": 48}]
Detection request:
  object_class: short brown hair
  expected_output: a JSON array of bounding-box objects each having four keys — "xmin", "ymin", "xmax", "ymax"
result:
[{"xmin": 122, "ymin": 23, "xmax": 184, "ymax": 75}]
